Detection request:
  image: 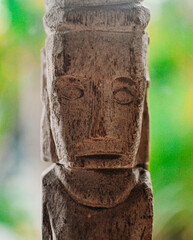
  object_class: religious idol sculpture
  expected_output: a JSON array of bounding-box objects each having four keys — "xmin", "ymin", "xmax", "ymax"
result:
[{"xmin": 41, "ymin": 0, "xmax": 153, "ymax": 239}]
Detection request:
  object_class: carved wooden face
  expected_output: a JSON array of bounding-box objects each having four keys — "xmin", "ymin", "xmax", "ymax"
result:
[
  {"xmin": 50, "ymin": 75, "xmax": 146, "ymax": 169},
  {"xmin": 46, "ymin": 31, "xmax": 148, "ymax": 169}
]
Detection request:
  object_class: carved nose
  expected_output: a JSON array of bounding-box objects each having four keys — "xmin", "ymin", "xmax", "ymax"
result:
[
  {"xmin": 89, "ymin": 81, "xmax": 106, "ymax": 138},
  {"xmin": 92, "ymin": 116, "xmax": 106, "ymax": 138}
]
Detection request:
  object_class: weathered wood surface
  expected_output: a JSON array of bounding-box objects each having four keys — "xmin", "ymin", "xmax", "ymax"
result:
[
  {"xmin": 41, "ymin": 0, "xmax": 153, "ymax": 239},
  {"xmin": 43, "ymin": 165, "xmax": 153, "ymax": 240}
]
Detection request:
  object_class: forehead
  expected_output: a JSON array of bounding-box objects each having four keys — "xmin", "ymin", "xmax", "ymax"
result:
[
  {"xmin": 47, "ymin": 31, "xmax": 147, "ymax": 83},
  {"xmin": 45, "ymin": 0, "xmax": 137, "ymax": 10},
  {"xmin": 56, "ymin": 76, "xmax": 136, "ymax": 88}
]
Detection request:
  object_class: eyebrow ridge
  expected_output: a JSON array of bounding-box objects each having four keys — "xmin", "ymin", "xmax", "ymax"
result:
[{"xmin": 114, "ymin": 77, "xmax": 135, "ymax": 86}]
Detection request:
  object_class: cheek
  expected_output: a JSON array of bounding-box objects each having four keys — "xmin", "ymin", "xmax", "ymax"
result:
[
  {"xmin": 111, "ymin": 103, "xmax": 131, "ymax": 139},
  {"xmin": 127, "ymin": 102, "xmax": 144, "ymax": 147},
  {"xmin": 58, "ymin": 96, "xmax": 91, "ymax": 143}
]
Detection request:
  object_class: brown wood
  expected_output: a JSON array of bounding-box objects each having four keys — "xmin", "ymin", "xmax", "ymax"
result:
[{"xmin": 41, "ymin": 0, "xmax": 153, "ymax": 239}]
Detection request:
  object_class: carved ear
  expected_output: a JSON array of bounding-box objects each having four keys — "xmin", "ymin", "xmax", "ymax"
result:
[
  {"xmin": 40, "ymin": 48, "xmax": 59, "ymax": 163},
  {"xmin": 136, "ymin": 90, "xmax": 150, "ymax": 169}
]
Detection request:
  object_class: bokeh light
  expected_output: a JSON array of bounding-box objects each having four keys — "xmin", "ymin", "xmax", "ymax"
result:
[{"xmin": 0, "ymin": 0, "xmax": 192, "ymax": 239}]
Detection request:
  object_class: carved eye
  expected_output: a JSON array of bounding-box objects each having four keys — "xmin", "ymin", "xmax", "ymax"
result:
[
  {"xmin": 61, "ymin": 86, "xmax": 84, "ymax": 100},
  {"xmin": 113, "ymin": 87, "xmax": 134, "ymax": 105}
]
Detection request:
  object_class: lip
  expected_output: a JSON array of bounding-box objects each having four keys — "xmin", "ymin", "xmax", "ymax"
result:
[
  {"xmin": 72, "ymin": 153, "xmax": 133, "ymax": 169},
  {"xmin": 76, "ymin": 154, "xmax": 122, "ymax": 161},
  {"xmin": 75, "ymin": 154, "xmax": 122, "ymax": 168},
  {"xmin": 75, "ymin": 138, "xmax": 127, "ymax": 158}
]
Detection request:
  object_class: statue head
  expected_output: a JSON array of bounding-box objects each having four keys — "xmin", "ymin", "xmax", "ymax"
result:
[{"xmin": 41, "ymin": 1, "xmax": 150, "ymax": 169}]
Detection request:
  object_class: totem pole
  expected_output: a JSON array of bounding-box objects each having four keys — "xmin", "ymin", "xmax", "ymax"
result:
[{"xmin": 41, "ymin": 0, "xmax": 153, "ymax": 239}]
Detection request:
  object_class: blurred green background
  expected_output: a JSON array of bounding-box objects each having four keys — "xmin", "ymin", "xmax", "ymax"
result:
[{"xmin": 0, "ymin": 0, "xmax": 192, "ymax": 239}]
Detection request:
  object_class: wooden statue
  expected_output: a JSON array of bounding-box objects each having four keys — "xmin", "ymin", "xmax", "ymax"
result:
[{"xmin": 41, "ymin": 0, "xmax": 153, "ymax": 239}]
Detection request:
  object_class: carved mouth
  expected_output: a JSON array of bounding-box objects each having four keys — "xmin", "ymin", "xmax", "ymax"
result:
[
  {"xmin": 75, "ymin": 139, "xmax": 127, "ymax": 157},
  {"xmin": 74, "ymin": 139, "xmax": 128, "ymax": 168},
  {"xmin": 76, "ymin": 154, "xmax": 122, "ymax": 161},
  {"xmin": 74, "ymin": 154, "xmax": 124, "ymax": 169}
]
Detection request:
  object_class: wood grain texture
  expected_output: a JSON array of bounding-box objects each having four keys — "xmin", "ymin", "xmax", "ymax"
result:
[
  {"xmin": 43, "ymin": 3, "xmax": 150, "ymax": 33},
  {"xmin": 41, "ymin": 0, "xmax": 153, "ymax": 239},
  {"xmin": 41, "ymin": 48, "xmax": 58, "ymax": 163},
  {"xmin": 42, "ymin": 165, "xmax": 153, "ymax": 240},
  {"xmin": 44, "ymin": 0, "xmax": 143, "ymax": 11}
]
